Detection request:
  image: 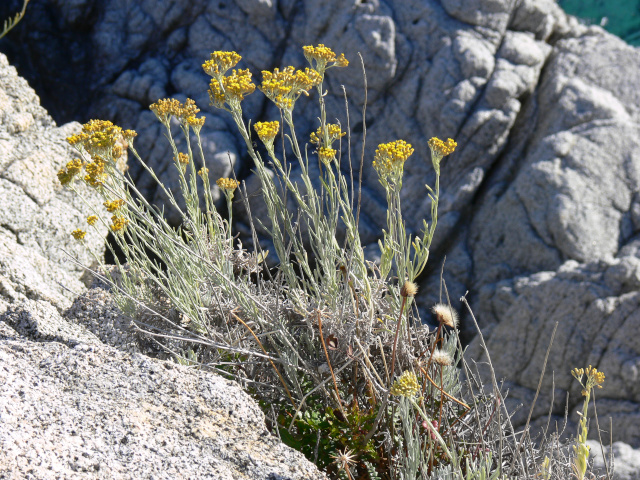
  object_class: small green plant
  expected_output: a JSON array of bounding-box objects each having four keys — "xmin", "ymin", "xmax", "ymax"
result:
[
  {"xmin": 570, "ymin": 365, "xmax": 606, "ymax": 480},
  {"xmin": 60, "ymin": 44, "xmax": 575, "ymax": 479},
  {"xmin": 0, "ymin": 0, "xmax": 29, "ymax": 39}
]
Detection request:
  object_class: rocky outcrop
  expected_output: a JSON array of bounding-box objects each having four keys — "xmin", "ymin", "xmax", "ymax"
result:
[
  {"xmin": 0, "ymin": 297, "xmax": 325, "ymax": 479},
  {"xmin": 0, "ymin": 52, "xmax": 107, "ymax": 314},
  {"xmin": 2, "ymin": 0, "xmax": 640, "ymax": 463}
]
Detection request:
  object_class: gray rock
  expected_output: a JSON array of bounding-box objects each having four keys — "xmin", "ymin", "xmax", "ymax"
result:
[
  {"xmin": 0, "ymin": 318, "xmax": 326, "ymax": 479},
  {"xmin": 0, "ymin": 52, "xmax": 108, "ymax": 313},
  {"xmin": 1, "ymin": 298, "xmax": 103, "ymax": 347},
  {"xmin": 588, "ymin": 441, "xmax": 640, "ymax": 480},
  {"xmin": 459, "ymin": 28, "xmax": 640, "ymax": 447}
]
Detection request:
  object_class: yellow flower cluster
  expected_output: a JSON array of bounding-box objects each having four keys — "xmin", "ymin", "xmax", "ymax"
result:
[
  {"xmin": 174, "ymin": 152, "xmax": 190, "ymax": 173},
  {"xmin": 390, "ymin": 371, "xmax": 420, "ymax": 397},
  {"xmin": 207, "ymin": 69, "xmax": 256, "ymax": 110},
  {"xmin": 198, "ymin": 167, "xmax": 209, "ymax": 177},
  {"xmin": 71, "ymin": 229, "xmax": 86, "ymax": 240},
  {"xmin": 254, "ymin": 120, "xmax": 279, "ymax": 146},
  {"xmin": 123, "ymin": 129, "xmax": 137, "ymax": 142},
  {"xmin": 259, "ymin": 66, "xmax": 322, "ymax": 111},
  {"xmin": 187, "ymin": 116, "xmax": 206, "ymax": 128},
  {"xmin": 63, "ymin": 120, "xmax": 134, "ymax": 188},
  {"xmin": 57, "ymin": 158, "xmax": 84, "ymax": 186},
  {"xmin": 318, "ymin": 147, "xmax": 337, "ymax": 165},
  {"xmin": 375, "ymin": 140, "xmax": 415, "ymax": 165},
  {"xmin": 150, "ymin": 98, "xmax": 205, "ymax": 127},
  {"xmin": 202, "ymin": 51, "xmax": 242, "ymax": 77},
  {"xmin": 428, "ymin": 137, "xmax": 457, "ymax": 158},
  {"xmin": 303, "ymin": 44, "xmax": 348, "ymax": 75},
  {"xmin": 87, "ymin": 215, "xmax": 98, "ymax": 226},
  {"xmin": 572, "ymin": 365, "xmax": 605, "ymax": 395},
  {"xmin": 373, "ymin": 140, "xmax": 414, "ymax": 188},
  {"xmin": 216, "ymin": 178, "xmax": 240, "ymax": 191},
  {"xmin": 176, "ymin": 152, "xmax": 190, "ymax": 165},
  {"xmin": 84, "ymin": 157, "xmax": 107, "ymax": 187},
  {"xmin": 110, "ymin": 215, "xmax": 129, "ymax": 232},
  {"xmin": 104, "ymin": 199, "xmax": 125, "ymax": 212},
  {"xmin": 67, "ymin": 120, "xmax": 130, "ymax": 163},
  {"xmin": 309, "ymin": 123, "xmax": 345, "ymax": 145}
]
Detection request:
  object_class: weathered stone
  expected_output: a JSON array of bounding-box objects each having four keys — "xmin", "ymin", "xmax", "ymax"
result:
[
  {"xmin": 0, "ymin": 318, "xmax": 326, "ymax": 479},
  {"xmin": 0, "ymin": 53, "xmax": 108, "ymax": 313}
]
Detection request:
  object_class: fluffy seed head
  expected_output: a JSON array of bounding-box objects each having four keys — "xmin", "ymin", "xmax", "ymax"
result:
[
  {"xmin": 330, "ymin": 447, "xmax": 357, "ymax": 473},
  {"xmin": 432, "ymin": 303, "xmax": 458, "ymax": 329},
  {"xmin": 400, "ymin": 281, "xmax": 418, "ymax": 298},
  {"xmin": 431, "ymin": 349, "xmax": 452, "ymax": 367}
]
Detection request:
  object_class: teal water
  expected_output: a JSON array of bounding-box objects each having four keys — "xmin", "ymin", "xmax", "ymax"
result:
[{"xmin": 559, "ymin": 0, "xmax": 640, "ymax": 46}]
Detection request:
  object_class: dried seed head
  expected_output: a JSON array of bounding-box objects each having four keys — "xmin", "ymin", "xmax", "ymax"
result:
[
  {"xmin": 432, "ymin": 303, "xmax": 458, "ymax": 329},
  {"xmin": 431, "ymin": 349, "xmax": 452, "ymax": 367},
  {"xmin": 330, "ymin": 448, "xmax": 357, "ymax": 473},
  {"xmin": 400, "ymin": 281, "xmax": 418, "ymax": 298}
]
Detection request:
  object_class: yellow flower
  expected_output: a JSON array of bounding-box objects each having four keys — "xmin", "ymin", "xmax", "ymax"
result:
[
  {"xmin": 317, "ymin": 147, "xmax": 336, "ymax": 165},
  {"xmin": 67, "ymin": 120, "xmax": 124, "ymax": 159},
  {"xmin": 110, "ymin": 215, "xmax": 129, "ymax": 232},
  {"xmin": 104, "ymin": 199, "xmax": 126, "ymax": 212},
  {"xmin": 572, "ymin": 365, "xmax": 606, "ymax": 396},
  {"xmin": 57, "ymin": 158, "xmax": 84, "ymax": 186},
  {"xmin": 207, "ymin": 69, "xmax": 256, "ymax": 110},
  {"xmin": 390, "ymin": 371, "xmax": 420, "ymax": 397},
  {"xmin": 202, "ymin": 51, "xmax": 242, "ymax": 78},
  {"xmin": 259, "ymin": 66, "xmax": 321, "ymax": 111},
  {"xmin": 123, "ymin": 129, "xmax": 137, "ymax": 142},
  {"xmin": 150, "ymin": 98, "xmax": 203, "ymax": 127},
  {"xmin": 254, "ymin": 121, "xmax": 280, "ymax": 148},
  {"xmin": 186, "ymin": 115, "xmax": 205, "ymax": 129},
  {"xmin": 373, "ymin": 140, "xmax": 414, "ymax": 189},
  {"xmin": 198, "ymin": 167, "xmax": 209, "ymax": 177},
  {"xmin": 309, "ymin": 123, "xmax": 345, "ymax": 145},
  {"xmin": 428, "ymin": 137, "xmax": 457, "ymax": 158},
  {"xmin": 84, "ymin": 157, "xmax": 107, "ymax": 188},
  {"xmin": 71, "ymin": 229, "xmax": 86, "ymax": 240},
  {"xmin": 86, "ymin": 215, "xmax": 98, "ymax": 226},
  {"xmin": 175, "ymin": 152, "xmax": 190, "ymax": 165},
  {"xmin": 216, "ymin": 178, "xmax": 240, "ymax": 191},
  {"xmin": 303, "ymin": 44, "xmax": 348, "ymax": 76}
]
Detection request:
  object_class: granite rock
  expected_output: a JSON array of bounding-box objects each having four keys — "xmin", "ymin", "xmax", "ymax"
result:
[
  {"xmin": 588, "ymin": 441, "xmax": 640, "ymax": 480},
  {"xmin": 0, "ymin": 52, "xmax": 108, "ymax": 313},
  {"xmin": 0, "ymin": 303, "xmax": 326, "ymax": 479}
]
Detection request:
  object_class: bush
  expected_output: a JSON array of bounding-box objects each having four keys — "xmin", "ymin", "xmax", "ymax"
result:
[{"xmin": 59, "ymin": 45, "xmax": 611, "ymax": 480}]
